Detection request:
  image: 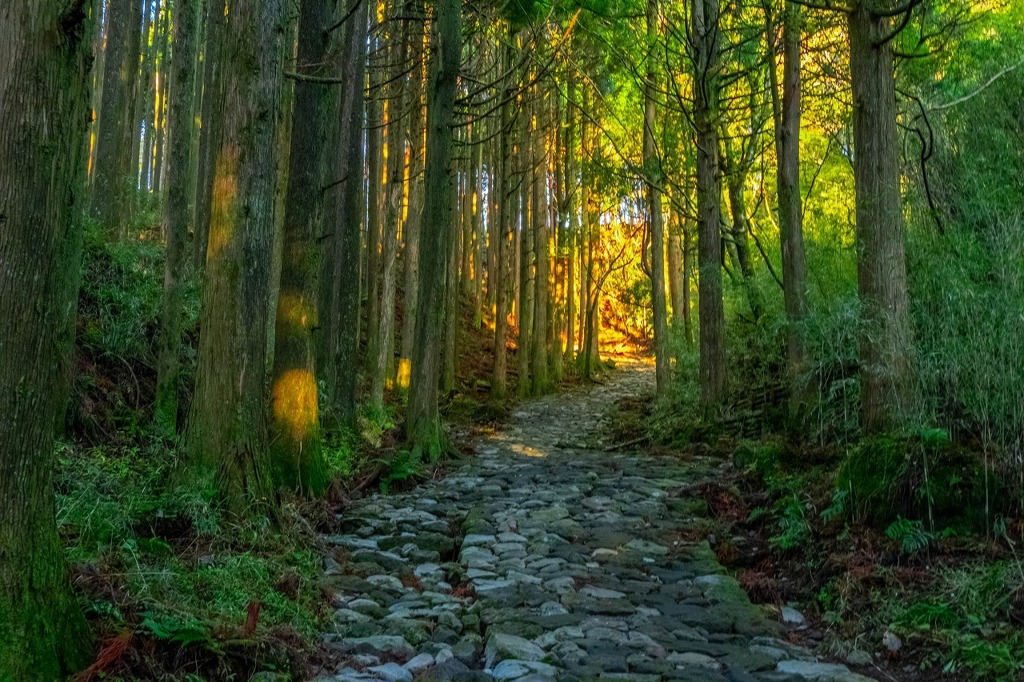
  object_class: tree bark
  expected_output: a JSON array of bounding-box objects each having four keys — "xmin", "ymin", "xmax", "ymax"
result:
[
  {"xmin": 269, "ymin": 0, "xmax": 340, "ymax": 494},
  {"xmin": 406, "ymin": 0, "xmax": 461, "ymax": 458},
  {"xmin": 184, "ymin": 0, "xmax": 284, "ymax": 512},
  {"xmin": 0, "ymin": 1, "xmax": 95, "ymax": 675},
  {"xmin": 155, "ymin": 0, "xmax": 201, "ymax": 435},
  {"xmin": 491, "ymin": 39, "xmax": 514, "ymax": 402},
  {"xmin": 193, "ymin": 0, "xmax": 225, "ymax": 269},
  {"xmin": 692, "ymin": 0, "xmax": 726, "ymax": 408},
  {"xmin": 324, "ymin": 0, "xmax": 368, "ymax": 427},
  {"xmin": 92, "ymin": 0, "xmax": 142, "ymax": 235},
  {"xmin": 371, "ymin": 9, "xmax": 410, "ymax": 411},
  {"xmin": 848, "ymin": 1, "xmax": 913, "ymax": 432},
  {"xmin": 400, "ymin": 21, "xmax": 427, "ymax": 383},
  {"xmin": 644, "ymin": 0, "xmax": 671, "ymax": 395},
  {"xmin": 767, "ymin": 1, "xmax": 809, "ymax": 410},
  {"xmin": 531, "ymin": 97, "xmax": 551, "ymax": 395}
]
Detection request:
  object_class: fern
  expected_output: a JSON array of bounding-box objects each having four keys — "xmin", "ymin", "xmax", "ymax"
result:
[{"xmin": 886, "ymin": 516, "xmax": 933, "ymax": 554}]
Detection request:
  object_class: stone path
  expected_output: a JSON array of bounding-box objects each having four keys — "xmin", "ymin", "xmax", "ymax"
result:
[{"xmin": 317, "ymin": 359, "xmax": 873, "ymax": 682}]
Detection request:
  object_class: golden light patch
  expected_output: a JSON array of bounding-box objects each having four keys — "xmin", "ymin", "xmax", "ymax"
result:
[
  {"xmin": 396, "ymin": 358, "xmax": 412, "ymax": 390},
  {"xmin": 276, "ymin": 292, "xmax": 314, "ymax": 330},
  {"xmin": 206, "ymin": 146, "xmax": 239, "ymax": 260},
  {"xmin": 511, "ymin": 444, "xmax": 547, "ymax": 458},
  {"xmin": 272, "ymin": 369, "xmax": 318, "ymax": 441}
]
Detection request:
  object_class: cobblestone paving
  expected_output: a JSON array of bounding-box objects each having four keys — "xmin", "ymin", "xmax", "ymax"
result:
[{"xmin": 316, "ymin": 359, "xmax": 873, "ymax": 682}]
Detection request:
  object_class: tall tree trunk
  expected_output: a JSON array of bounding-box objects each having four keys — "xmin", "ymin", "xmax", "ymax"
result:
[
  {"xmin": 473, "ymin": 129, "xmax": 486, "ymax": 327},
  {"xmin": 155, "ymin": 0, "xmax": 201, "ymax": 434},
  {"xmin": 491, "ymin": 40, "xmax": 513, "ymax": 402},
  {"xmin": 580, "ymin": 97, "xmax": 601, "ymax": 378},
  {"xmin": 324, "ymin": 0, "xmax": 369, "ymax": 427},
  {"xmin": 531, "ymin": 100, "xmax": 551, "ymax": 395},
  {"xmin": 645, "ymin": 0, "xmax": 670, "ymax": 395},
  {"xmin": 371, "ymin": 9, "xmax": 410, "ymax": 411},
  {"xmin": 92, "ymin": 0, "xmax": 142, "ymax": 235},
  {"xmin": 406, "ymin": 0, "xmax": 461, "ymax": 458},
  {"xmin": 0, "ymin": 1, "xmax": 94, "ymax": 675},
  {"xmin": 135, "ymin": 0, "xmax": 156, "ymax": 193},
  {"xmin": 152, "ymin": 7, "xmax": 173, "ymax": 195},
  {"xmin": 184, "ymin": 0, "xmax": 284, "ymax": 512},
  {"xmin": 400, "ymin": 23, "xmax": 427, "ymax": 382},
  {"xmin": 363, "ymin": 32, "xmax": 384, "ymax": 372},
  {"xmin": 193, "ymin": 0, "xmax": 225, "ymax": 269},
  {"xmin": 692, "ymin": 0, "xmax": 726, "ymax": 408},
  {"xmin": 769, "ymin": 1, "xmax": 810, "ymax": 412},
  {"xmin": 269, "ymin": 0, "xmax": 339, "ymax": 494},
  {"xmin": 564, "ymin": 96, "xmax": 577, "ymax": 365},
  {"xmin": 517, "ymin": 98, "xmax": 534, "ymax": 396},
  {"xmin": 848, "ymin": 1, "xmax": 912, "ymax": 432}
]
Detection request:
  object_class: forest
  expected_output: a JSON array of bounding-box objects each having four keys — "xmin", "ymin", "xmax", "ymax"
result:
[{"xmin": 1, "ymin": 0, "xmax": 1023, "ymax": 680}]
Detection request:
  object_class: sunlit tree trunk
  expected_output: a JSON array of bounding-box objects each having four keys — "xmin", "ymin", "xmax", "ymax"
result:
[
  {"xmin": 0, "ymin": 1, "xmax": 95, "ymax": 675},
  {"xmin": 194, "ymin": 0, "xmax": 225, "ymax": 270},
  {"xmin": 848, "ymin": 1, "xmax": 912, "ymax": 432},
  {"xmin": 518, "ymin": 94, "xmax": 535, "ymax": 396},
  {"xmin": 692, "ymin": 0, "xmax": 726, "ymax": 408},
  {"xmin": 645, "ymin": 0, "xmax": 670, "ymax": 395},
  {"xmin": 564, "ymin": 96, "xmax": 578, "ymax": 365},
  {"xmin": 531, "ymin": 97, "xmax": 552, "ymax": 395},
  {"xmin": 185, "ymin": 0, "xmax": 284, "ymax": 512},
  {"xmin": 406, "ymin": 0, "xmax": 461, "ymax": 458},
  {"xmin": 370, "ymin": 13, "xmax": 410, "ymax": 411},
  {"xmin": 580, "ymin": 93, "xmax": 601, "ymax": 378},
  {"xmin": 491, "ymin": 39, "xmax": 514, "ymax": 402},
  {"xmin": 92, "ymin": 0, "xmax": 142, "ymax": 235},
  {"xmin": 268, "ymin": 0, "xmax": 340, "ymax": 494},
  {"xmin": 155, "ymin": 0, "xmax": 201, "ymax": 435},
  {"xmin": 401, "ymin": 22, "xmax": 428, "ymax": 384}
]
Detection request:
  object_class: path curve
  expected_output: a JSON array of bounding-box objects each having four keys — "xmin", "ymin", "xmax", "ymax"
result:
[{"xmin": 317, "ymin": 359, "xmax": 873, "ymax": 682}]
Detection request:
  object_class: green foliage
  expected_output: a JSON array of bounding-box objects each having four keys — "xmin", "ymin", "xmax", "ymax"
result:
[
  {"xmin": 58, "ymin": 441, "xmax": 327, "ymax": 673},
  {"xmin": 139, "ymin": 612, "xmax": 215, "ymax": 649},
  {"xmin": 381, "ymin": 449, "xmax": 423, "ymax": 493},
  {"xmin": 885, "ymin": 517, "xmax": 933, "ymax": 555},
  {"xmin": 836, "ymin": 437, "xmax": 907, "ymax": 524},
  {"xmin": 769, "ymin": 493, "xmax": 811, "ymax": 551},
  {"xmin": 880, "ymin": 562, "xmax": 1024, "ymax": 679}
]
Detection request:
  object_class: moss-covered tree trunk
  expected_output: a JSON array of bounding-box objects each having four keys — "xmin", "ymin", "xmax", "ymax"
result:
[
  {"xmin": 185, "ymin": 0, "xmax": 284, "ymax": 513},
  {"xmin": 268, "ymin": 0, "xmax": 340, "ymax": 493},
  {"xmin": 0, "ymin": 1, "xmax": 95, "ymax": 676},
  {"xmin": 92, "ymin": 0, "xmax": 142, "ymax": 235},
  {"xmin": 692, "ymin": 0, "xmax": 726, "ymax": 408},
  {"xmin": 406, "ymin": 0, "xmax": 461, "ymax": 458},
  {"xmin": 848, "ymin": 1, "xmax": 913, "ymax": 433},
  {"xmin": 156, "ymin": 0, "xmax": 201, "ymax": 435}
]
